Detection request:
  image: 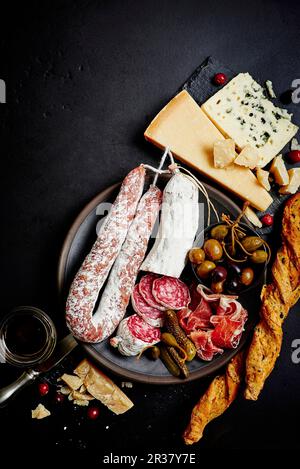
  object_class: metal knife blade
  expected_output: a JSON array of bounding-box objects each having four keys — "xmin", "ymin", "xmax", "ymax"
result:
[{"xmin": 35, "ymin": 333, "xmax": 78, "ymax": 373}]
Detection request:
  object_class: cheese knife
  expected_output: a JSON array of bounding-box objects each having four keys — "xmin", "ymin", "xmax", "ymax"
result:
[{"xmin": 0, "ymin": 334, "xmax": 77, "ymax": 407}]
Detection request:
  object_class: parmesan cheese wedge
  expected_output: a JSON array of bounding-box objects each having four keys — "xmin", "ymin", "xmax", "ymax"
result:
[
  {"xmin": 256, "ymin": 168, "xmax": 271, "ymax": 191},
  {"xmin": 270, "ymin": 155, "xmax": 289, "ymax": 186},
  {"xmin": 279, "ymin": 168, "xmax": 300, "ymax": 194},
  {"xmin": 144, "ymin": 90, "xmax": 273, "ymax": 211}
]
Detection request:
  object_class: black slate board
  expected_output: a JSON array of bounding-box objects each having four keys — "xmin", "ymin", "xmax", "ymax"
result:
[{"xmin": 181, "ymin": 56, "xmax": 300, "ymax": 236}]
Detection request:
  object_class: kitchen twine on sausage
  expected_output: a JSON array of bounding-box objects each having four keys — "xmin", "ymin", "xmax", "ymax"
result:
[{"xmin": 142, "ymin": 147, "xmax": 219, "ymax": 225}]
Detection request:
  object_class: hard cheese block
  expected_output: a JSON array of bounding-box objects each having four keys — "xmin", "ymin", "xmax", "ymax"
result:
[
  {"xmin": 144, "ymin": 90, "xmax": 273, "ymax": 211},
  {"xmin": 201, "ymin": 73, "xmax": 298, "ymax": 167}
]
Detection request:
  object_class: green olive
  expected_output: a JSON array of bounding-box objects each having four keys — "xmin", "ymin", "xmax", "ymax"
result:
[
  {"xmin": 196, "ymin": 260, "xmax": 216, "ymax": 279},
  {"xmin": 204, "ymin": 239, "xmax": 223, "ymax": 261},
  {"xmin": 210, "ymin": 224, "xmax": 229, "ymax": 241},
  {"xmin": 189, "ymin": 247, "xmax": 205, "ymax": 264},
  {"xmin": 251, "ymin": 250, "xmax": 268, "ymax": 264},
  {"xmin": 241, "ymin": 267, "xmax": 254, "ymax": 286},
  {"xmin": 241, "ymin": 236, "xmax": 264, "ymax": 253},
  {"xmin": 211, "ymin": 280, "xmax": 224, "ymax": 293}
]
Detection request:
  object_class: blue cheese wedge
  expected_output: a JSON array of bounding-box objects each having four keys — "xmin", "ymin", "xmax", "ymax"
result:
[{"xmin": 202, "ymin": 73, "xmax": 298, "ymax": 167}]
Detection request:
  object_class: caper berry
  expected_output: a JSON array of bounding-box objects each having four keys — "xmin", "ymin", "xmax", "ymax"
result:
[
  {"xmin": 211, "ymin": 224, "xmax": 229, "ymax": 241},
  {"xmin": 241, "ymin": 236, "xmax": 264, "ymax": 253},
  {"xmin": 251, "ymin": 250, "xmax": 268, "ymax": 264}
]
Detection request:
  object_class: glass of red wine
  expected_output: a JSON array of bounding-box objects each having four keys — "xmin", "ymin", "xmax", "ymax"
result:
[{"xmin": 0, "ymin": 306, "xmax": 57, "ymax": 367}]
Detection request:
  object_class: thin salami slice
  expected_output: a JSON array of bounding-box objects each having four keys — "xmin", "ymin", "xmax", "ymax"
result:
[
  {"xmin": 152, "ymin": 276, "xmax": 190, "ymax": 310},
  {"xmin": 110, "ymin": 314, "xmax": 161, "ymax": 357},
  {"xmin": 131, "ymin": 285, "xmax": 164, "ymax": 328},
  {"xmin": 138, "ymin": 274, "xmax": 165, "ymax": 311},
  {"xmin": 127, "ymin": 314, "xmax": 161, "ymax": 343}
]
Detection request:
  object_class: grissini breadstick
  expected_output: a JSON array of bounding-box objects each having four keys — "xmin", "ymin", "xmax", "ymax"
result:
[
  {"xmin": 183, "ymin": 350, "xmax": 245, "ymax": 445},
  {"xmin": 245, "ymin": 193, "xmax": 300, "ymax": 400}
]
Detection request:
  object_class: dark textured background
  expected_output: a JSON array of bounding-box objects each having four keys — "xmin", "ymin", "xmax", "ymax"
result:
[{"xmin": 1, "ymin": 0, "xmax": 300, "ymax": 461}]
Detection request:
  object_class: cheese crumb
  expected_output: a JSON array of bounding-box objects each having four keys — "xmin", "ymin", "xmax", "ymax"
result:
[
  {"xmin": 291, "ymin": 137, "xmax": 300, "ymax": 151},
  {"xmin": 256, "ymin": 168, "xmax": 271, "ymax": 191},
  {"xmin": 265, "ymin": 80, "xmax": 276, "ymax": 99},
  {"xmin": 279, "ymin": 168, "xmax": 300, "ymax": 194},
  {"xmin": 32, "ymin": 403, "xmax": 51, "ymax": 420},
  {"xmin": 270, "ymin": 155, "xmax": 289, "ymax": 186}
]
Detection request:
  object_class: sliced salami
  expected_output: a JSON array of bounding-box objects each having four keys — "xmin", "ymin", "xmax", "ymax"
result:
[
  {"xmin": 131, "ymin": 285, "xmax": 164, "ymax": 328},
  {"xmin": 152, "ymin": 276, "xmax": 190, "ymax": 310},
  {"xmin": 110, "ymin": 314, "xmax": 161, "ymax": 356},
  {"xmin": 138, "ymin": 274, "xmax": 165, "ymax": 311}
]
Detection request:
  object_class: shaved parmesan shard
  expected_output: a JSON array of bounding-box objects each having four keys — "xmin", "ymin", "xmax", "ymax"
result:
[
  {"xmin": 256, "ymin": 168, "xmax": 271, "ymax": 191},
  {"xmin": 202, "ymin": 73, "xmax": 298, "ymax": 168},
  {"xmin": 279, "ymin": 168, "xmax": 300, "ymax": 194},
  {"xmin": 144, "ymin": 90, "xmax": 272, "ymax": 211},
  {"xmin": 32, "ymin": 404, "xmax": 51, "ymax": 419},
  {"xmin": 270, "ymin": 155, "xmax": 289, "ymax": 186},
  {"xmin": 59, "ymin": 373, "xmax": 83, "ymax": 391},
  {"xmin": 235, "ymin": 145, "xmax": 260, "ymax": 169},
  {"xmin": 244, "ymin": 207, "xmax": 262, "ymax": 228},
  {"xmin": 213, "ymin": 139, "xmax": 235, "ymax": 168},
  {"xmin": 140, "ymin": 172, "xmax": 199, "ymax": 278}
]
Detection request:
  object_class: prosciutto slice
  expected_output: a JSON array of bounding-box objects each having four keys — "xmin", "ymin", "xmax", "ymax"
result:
[
  {"xmin": 178, "ymin": 298, "xmax": 212, "ymax": 333},
  {"xmin": 190, "ymin": 330, "xmax": 223, "ymax": 361},
  {"xmin": 180, "ymin": 285, "xmax": 248, "ymax": 361}
]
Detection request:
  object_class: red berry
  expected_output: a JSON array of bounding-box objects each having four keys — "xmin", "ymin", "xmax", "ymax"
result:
[
  {"xmin": 38, "ymin": 382, "xmax": 49, "ymax": 396},
  {"xmin": 288, "ymin": 150, "xmax": 300, "ymax": 164},
  {"xmin": 214, "ymin": 73, "xmax": 227, "ymax": 86},
  {"xmin": 261, "ymin": 214, "xmax": 274, "ymax": 226},
  {"xmin": 87, "ymin": 406, "xmax": 100, "ymax": 420},
  {"xmin": 54, "ymin": 392, "xmax": 65, "ymax": 404}
]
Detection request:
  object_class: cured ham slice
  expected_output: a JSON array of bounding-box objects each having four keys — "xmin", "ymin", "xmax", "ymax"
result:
[
  {"xmin": 180, "ymin": 285, "xmax": 248, "ymax": 361},
  {"xmin": 211, "ymin": 316, "xmax": 245, "ymax": 349},
  {"xmin": 152, "ymin": 276, "xmax": 190, "ymax": 310},
  {"xmin": 190, "ymin": 330, "xmax": 223, "ymax": 361},
  {"xmin": 178, "ymin": 299, "xmax": 213, "ymax": 333}
]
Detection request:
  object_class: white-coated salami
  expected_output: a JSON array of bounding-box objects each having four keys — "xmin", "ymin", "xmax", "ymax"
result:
[
  {"xmin": 131, "ymin": 284, "xmax": 164, "ymax": 328},
  {"xmin": 138, "ymin": 274, "xmax": 165, "ymax": 311},
  {"xmin": 89, "ymin": 185, "xmax": 162, "ymax": 343},
  {"xmin": 110, "ymin": 314, "xmax": 161, "ymax": 356},
  {"xmin": 152, "ymin": 276, "xmax": 190, "ymax": 310},
  {"xmin": 66, "ymin": 166, "xmax": 146, "ymax": 342},
  {"xmin": 140, "ymin": 172, "xmax": 199, "ymax": 278}
]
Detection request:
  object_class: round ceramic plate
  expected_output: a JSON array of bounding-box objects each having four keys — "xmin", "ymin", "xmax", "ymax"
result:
[{"xmin": 58, "ymin": 176, "xmax": 261, "ymax": 384}]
